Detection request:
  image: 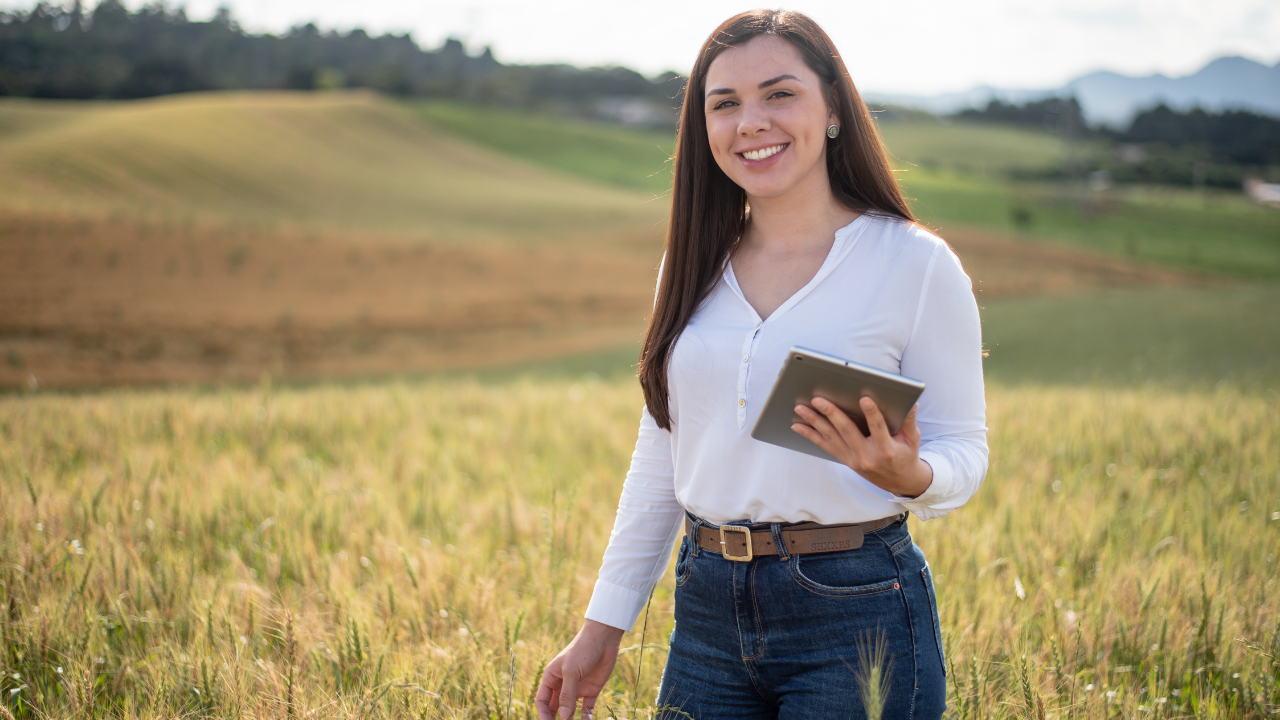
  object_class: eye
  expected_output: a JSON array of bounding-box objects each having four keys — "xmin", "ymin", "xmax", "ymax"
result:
[
  {"xmin": 710, "ymin": 98, "xmax": 738, "ymax": 111},
  {"xmin": 768, "ymin": 89, "xmax": 795, "ymax": 101}
]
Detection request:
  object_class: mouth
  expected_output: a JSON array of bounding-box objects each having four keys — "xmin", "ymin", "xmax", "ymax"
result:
[{"xmin": 738, "ymin": 143, "xmax": 788, "ymax": 162}]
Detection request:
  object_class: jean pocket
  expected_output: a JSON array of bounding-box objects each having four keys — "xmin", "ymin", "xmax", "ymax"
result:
[
  {"xmin": 789, "ymin": 552, "xmax": 901, "ymax": 598},
  {"xmin": 921, "ymin": 566, "xmax": 947, "ymax": 676},
  {"xmin": 674, "ymin": 535, "xmax": 692, "ymax": 586}
]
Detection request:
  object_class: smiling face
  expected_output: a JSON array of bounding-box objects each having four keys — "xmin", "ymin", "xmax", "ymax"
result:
[{"xmin": 703, "ymin": 34, "xmax": 838, "ymax": 203}]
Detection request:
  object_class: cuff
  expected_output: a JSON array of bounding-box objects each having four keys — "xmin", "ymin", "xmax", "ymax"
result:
[
  {"xmin": 891, "ymin": 451, "xmax": 956, "ymax": 520},
  {"xmin": 583, "ymin": 578, "xmax": 649, "ymax": 632}
]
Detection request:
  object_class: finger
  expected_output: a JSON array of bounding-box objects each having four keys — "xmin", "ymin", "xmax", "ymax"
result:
[
  {"xmin": 559, "ymin": 675, "xmax": 578, "ymax": 719},
  {"xmin": 903, "ymin": 402, "xmax": 919, "ymax": 429},
  {"xmin": 794, "ymin": 407, "xmax": 845, "ymax": 456},
  {"xmin": 794, "ymin": 403, "xmax": 838, "ymax": 442},
  {"xmin": 582, "ymin": 694, "xmax": 598, "ymax": 720},
  {"xmin": 811, "ymin": 396, "xmax": 867, "ymax": 445},
  {"xmin": 900, "ymin": 403, "xmax": 921, "ymax": 446},
  {"xmin": 860, "ymin": 396, "xmax": 891, "ymax": 443},
  {"xmin": 535, "ymin": 674, "xmax": 558, "ymax": 720},
  {"xmin": 792, "ymin": 421, "xmax": 837, "ymax": 455},
  {"xmin": 803, "ymin": 400, "xmax": 870, "ymax": 462}
]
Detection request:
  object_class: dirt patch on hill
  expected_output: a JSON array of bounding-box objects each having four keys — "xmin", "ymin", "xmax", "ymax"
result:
[
  {"xmin": 0, "ymin": 211, "xmax": 1216, "ymax": 390},
  {"xmin": 0, "ymin": 212, "xmax": 660, "ymax": 389},
  {"xmin": 942, "ymin": 225, "xmax": 1213, "ymax": 299}
]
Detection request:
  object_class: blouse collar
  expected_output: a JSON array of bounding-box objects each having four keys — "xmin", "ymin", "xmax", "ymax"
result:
[{"xmin": 723, "ymin": 213, "xmax": 871, "ymax": 324}]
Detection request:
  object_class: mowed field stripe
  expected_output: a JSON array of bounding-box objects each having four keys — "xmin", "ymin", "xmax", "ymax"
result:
[{"xmin": 0, "ymin": 90, "xmax": 667, "ymax": 240}]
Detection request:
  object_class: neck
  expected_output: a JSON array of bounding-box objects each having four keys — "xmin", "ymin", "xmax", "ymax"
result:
[{"xmin": 742, "ymin": 165, "xmax": 858, "ymax": 252}]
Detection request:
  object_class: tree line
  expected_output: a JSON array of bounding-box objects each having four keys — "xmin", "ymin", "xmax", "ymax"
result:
[
  {"xmin": 4, "ymin": 1, "xmax": 1276, "ymax": 187},
  {"xmin": 0, "ymin": 0, "xmax": 681, "ymax": 116},
  {"xmin": 957, "ymin": 98, "xmax": 1280, "ymax": 188}
]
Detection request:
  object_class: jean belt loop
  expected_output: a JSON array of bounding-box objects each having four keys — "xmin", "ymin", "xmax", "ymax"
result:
[
  {"xmin": 770, "ymin": 523, "xmax": 790, "ymax": 561},
  {"xmin": 688, "ymin": 517, "xmax": 702, "ymax": 558}
]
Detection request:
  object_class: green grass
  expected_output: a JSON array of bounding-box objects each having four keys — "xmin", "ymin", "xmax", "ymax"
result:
[
  {"xmin": 980, "ymin": 285, "xmax": 1280, "ymax": 388},
  {"xmin": 877, "ymin": 117, "xmax": 1073, "ymax": 175},
  {"xmin": 901, "ymin": 169, "xmax": 1280, "ymax": 280},
  {"xmin": 398, "ymin": 102, "xmax": 1280, "ymax": 280},
  {"xmin": 1, "ymin": 377, "xmax": 1277, "ymax": 719},
  {"xmin": 407, "ymin": 101, "xmax": 675, "ymax": 198}
]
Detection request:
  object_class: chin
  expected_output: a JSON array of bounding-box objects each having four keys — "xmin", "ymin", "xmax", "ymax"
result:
[{"xmin": 736, "ymin": 180, "xmax": 793, "ymax": 200}]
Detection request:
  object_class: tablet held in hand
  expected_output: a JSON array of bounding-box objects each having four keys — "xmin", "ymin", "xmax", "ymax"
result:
[{"xmin": 751, "ymin": 347, "xmax": 925, "ymax": 463}]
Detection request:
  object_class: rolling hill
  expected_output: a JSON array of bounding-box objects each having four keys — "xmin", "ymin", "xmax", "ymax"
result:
[
  {"xmin": 0, "ymin": 91, "xmax": 672, "ymax": 388},
  {"xmin": 0, "ymin": 91, "xmax": 1270, "ymax": 390},
  {"xmin": 0, "ymin": 90, "xmax": 667, "ymax": 242}
]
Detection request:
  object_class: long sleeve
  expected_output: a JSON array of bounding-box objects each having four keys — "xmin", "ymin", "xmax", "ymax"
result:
[
  {"xmin": 583, "ymin": 405, "xmax": 686, "ymax": 631},
  {"xmin": 892, "ymin": 243, "xmax": 989, "ymax": 520}
]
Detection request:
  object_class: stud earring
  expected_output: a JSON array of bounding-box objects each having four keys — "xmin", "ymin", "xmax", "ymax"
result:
[{"xmin": 826, "ymin": 124, "xmax": 840, "ymax": 139}]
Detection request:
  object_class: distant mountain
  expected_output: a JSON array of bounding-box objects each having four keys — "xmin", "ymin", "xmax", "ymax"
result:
[
  {"xmin": 1066, "ymin": 56, "xmax": 1280, "ymax": 126},
  {"xmin": 866, "ymin": 56, "xmax": 1280, "ymax": 128}
]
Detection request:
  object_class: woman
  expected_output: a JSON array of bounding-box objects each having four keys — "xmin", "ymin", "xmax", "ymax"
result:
[{"xmin": 537, "ymin": 9, "xmax": 986, "ymax": 720}]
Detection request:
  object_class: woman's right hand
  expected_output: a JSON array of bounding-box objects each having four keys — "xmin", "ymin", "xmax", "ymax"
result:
[{"xmin": 536, "ymin": 619, "xmax": 626, "ymax": 720}]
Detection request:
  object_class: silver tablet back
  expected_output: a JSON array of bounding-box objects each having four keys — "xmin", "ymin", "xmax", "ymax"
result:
[{"xmin": 750, "ymin": 347, "xmax": 926, "ymax": 463}]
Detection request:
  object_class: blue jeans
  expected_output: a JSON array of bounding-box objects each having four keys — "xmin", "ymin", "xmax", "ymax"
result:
[{"xmin": 656, "ymin": 515, "xmax": 946, "ymax": 719}]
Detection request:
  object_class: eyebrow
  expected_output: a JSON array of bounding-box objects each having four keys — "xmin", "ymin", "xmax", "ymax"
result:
[{"xmin": 705, "ymin": 74, "xmax": 800, "ymax": 98}]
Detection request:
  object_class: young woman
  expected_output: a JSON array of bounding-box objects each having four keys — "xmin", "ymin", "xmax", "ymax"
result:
[{"xmin": 537, "ymin": 10, "xmax": 987, "ymax": 720}]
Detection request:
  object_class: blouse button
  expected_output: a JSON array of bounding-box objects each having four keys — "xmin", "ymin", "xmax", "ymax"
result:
[
  {"xmin": 738, "ymin": 398, "xmax": 746, "ymax": 407},
  {"xmin": 742, "ymin": 353, "xmax": 749, "ymax": 363}
]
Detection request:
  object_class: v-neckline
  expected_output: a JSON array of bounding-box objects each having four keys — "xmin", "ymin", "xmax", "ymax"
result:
[{"xmin": 724, "ymin": 214, "xmax": 869, "ymax": 324}]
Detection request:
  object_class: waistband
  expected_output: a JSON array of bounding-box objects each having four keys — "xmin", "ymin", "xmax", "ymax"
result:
[{"xmin": 685, "ymin": 512, "xmax": 906, "ymax": 562}]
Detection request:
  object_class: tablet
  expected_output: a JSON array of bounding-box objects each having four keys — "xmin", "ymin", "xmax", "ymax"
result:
[{"xmin": 750, "ymin": 347, "xmax": 925, "ymax": 463}]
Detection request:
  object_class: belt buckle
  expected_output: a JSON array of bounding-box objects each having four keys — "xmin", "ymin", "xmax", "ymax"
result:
[{"xmin": 719, "ymin": 525, "xmax": 753, "ymax": 562}]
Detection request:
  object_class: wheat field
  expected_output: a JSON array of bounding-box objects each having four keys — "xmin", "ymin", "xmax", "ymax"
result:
[{"xmin": 1, "ymin": 377, "xmax": 1277, "ymax": 718}]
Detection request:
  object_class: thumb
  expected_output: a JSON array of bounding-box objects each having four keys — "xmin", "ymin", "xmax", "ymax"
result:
[
  {"xmin": 559, "ymin": 674, "xmax": 578, "ymax": 719},
  {"xmin": 901, "ymin": 403, "xmax": 921, "ymax": 439}
]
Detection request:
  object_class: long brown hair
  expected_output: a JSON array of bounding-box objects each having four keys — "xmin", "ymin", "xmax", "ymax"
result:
[{"xmin": 639, "ymin": 9, "xmax": 916, "ymax": 430}]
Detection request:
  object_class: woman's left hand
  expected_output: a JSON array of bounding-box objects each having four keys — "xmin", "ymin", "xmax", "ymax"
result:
[{"xmin": 792, "ymin": 396, "xmax": 933, "ymax": 498}]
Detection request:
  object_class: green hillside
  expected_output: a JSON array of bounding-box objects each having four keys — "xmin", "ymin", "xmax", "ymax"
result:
[
  {"xmin": 901, "ymin": 170, "xmax": 1280, "ymax": 278},
  {"xmin": 400, "ymin": 109, "xmax": 1076, "ymax": 193},
  {"xmin": 401, "ymin": 102, "xmax": 1280, "ymax": 279},
  {"xmin": 877, "ymin": 117, "xmax": 1071, "ymax": 174},
  {"xmin": 402, "ymin": 107, "xmax": 1070, "ymax": 195},
  {"xmin": 0, "ymin": 91, "xmax": 665, "ymax": 242},
  {"xmin": 409, "ymin": 101, "xmax": 675, "ymax": 197},
  {"xmin": 7, "ymin": 93, "xmax": 1271, "ymax": 276}
]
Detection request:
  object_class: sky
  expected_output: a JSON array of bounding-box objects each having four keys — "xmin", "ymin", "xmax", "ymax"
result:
[{"xmin": 9, "ymin": 0, "xmax": 1280, "ymax": 95}]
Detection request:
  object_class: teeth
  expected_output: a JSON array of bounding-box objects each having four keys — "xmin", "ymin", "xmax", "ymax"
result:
[{"xmin": 743, "ymin": 144, "xmax": 785, "ymax": 161}]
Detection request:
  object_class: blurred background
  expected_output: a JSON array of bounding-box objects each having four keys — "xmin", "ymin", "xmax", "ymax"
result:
[{"xmin": 0, "ymin": 0, "xmax": 1277, "ymax": 391}]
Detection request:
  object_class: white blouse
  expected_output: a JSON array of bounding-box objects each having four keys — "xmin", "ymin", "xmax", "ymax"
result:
[{"xmin": 584, "ymin": 214, "xmax": 989, "ymax": 631}]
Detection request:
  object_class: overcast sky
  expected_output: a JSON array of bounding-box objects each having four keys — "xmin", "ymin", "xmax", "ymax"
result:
[{"xmin": 11, "ymin": 0, "xmax": 1279, "ymax": 95}]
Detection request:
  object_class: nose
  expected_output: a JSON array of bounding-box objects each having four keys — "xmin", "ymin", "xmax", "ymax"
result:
[{"xmin": 737, "ymin": 99, "xmax": 770, "ymax": 136}]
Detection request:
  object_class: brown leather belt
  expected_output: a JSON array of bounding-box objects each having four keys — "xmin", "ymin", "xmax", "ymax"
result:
[{"xmin": 686, "ymin": 514, "xmax": 903, "ymax": 562}]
